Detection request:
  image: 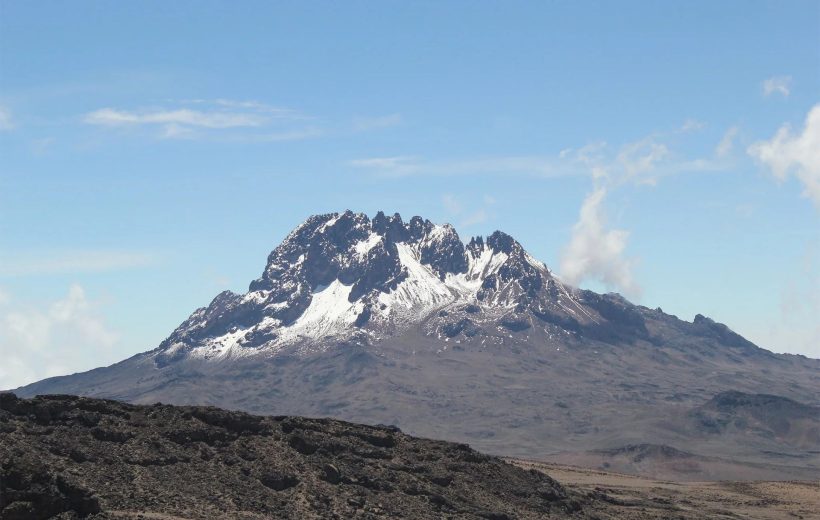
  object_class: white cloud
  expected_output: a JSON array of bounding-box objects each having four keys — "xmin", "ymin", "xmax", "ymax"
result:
[
  {"xmin": 762, "ymin": 75, "xmax": 792, "ymax": 97},
  {"xmin": 207, "ymin": 99, "xmax": 304, "ymax": 118},
  {"xmin": 351, "ymin": 127, "xmax": 732, "ymax": 184},
  {"xmin": 559, "ymin": 187, "xmax": 640, "ymax": 297},
  {"xmin": 84, "ymin": 108, "xmax": 267, "ymax": 129},
  {"xmin": 0, "ymin": 105, "xmax": 13, "ymax": 130},
  {"xmin": 4, "ymin": 309, "xmax": 51, "ymax": 351},
  {"xmin": 173, "ymin": 98, "xmax": 308, "ymax": 116},
  {"xmin": 616, "ymin": 138, "xmax": 669, "ymax": 185},
  {"xmin": 559, "ymin": 136, "xmax": 680, "ymax": 186},
  {"xmin": 83, "ymin": 99, "xmax": 317, "ymax": 141},
  {"xmin": 0, "ymin": 249, "xmax": 157, "ymax": 277},
  {"xmin": 51, "ymin": 285, "xmax": 118, "ymax": 346},
  {"xmin": 352, "ymin": 113, "xmax": 403, "ymax": 132},
  {"xmin": 555, "ymin": 132, "xmax": 738, "ymax": 298},
  {"xmin": 715, "ymin": 126, "xmax": 739, "ymax": 158},
  {"xmin": 160, "ymin": 123, "xmax": 196, "ymax": 139},
  {"xmin": 350, "ymin": 155, "xmax": 562, "ymax": 178},
  {"xmin": 748, "ymin": 103, "xmax": 820, "ymax": 209},
  {"xmin": 0, "ymin": 285, "xmax": 119, "ymax": 389}
]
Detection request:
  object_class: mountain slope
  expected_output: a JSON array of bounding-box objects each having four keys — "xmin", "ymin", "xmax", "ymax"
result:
[
  {"xmin": 685, "ymin": 391, "xmax": 820, "ymax": 449},
  {"xmin": 13, "ymin": 211, "xmax": 820, "ymax": 479}
]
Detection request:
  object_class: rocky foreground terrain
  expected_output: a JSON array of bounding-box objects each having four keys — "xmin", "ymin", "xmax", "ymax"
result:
[
  {"xmin": 0, "ymin": 394, "xmax": 589, "ymax": 519},
  {"xmin": 3, "ymin": 395, "xmax": 817, "ymax": 520}
]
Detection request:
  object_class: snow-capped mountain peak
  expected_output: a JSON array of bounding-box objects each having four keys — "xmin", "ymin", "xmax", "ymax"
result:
[{"xmin": 155, "ymin": 210, "xmax": 590, "ymax": 362}]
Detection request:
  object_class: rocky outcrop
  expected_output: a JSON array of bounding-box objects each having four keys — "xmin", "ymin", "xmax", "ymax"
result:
[{"xmin": 0, "ymin": 394, "xmax": 587, "ymax": 519}]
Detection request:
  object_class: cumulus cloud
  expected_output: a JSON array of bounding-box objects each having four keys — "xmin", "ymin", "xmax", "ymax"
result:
[
  {"xmin": 0, "ymin": 285, "xmax": 119, "ymax": 389},
  {"xmin": 556, "ymin": 134, "xmax": 686, "ymax": 297},
  {"xmin": 0, "ymin": 105, "xmax": 13, "ymax": 130},
  {"xmin": 762, "ymin": 76, "xmax": 792, "ymax": 97},
  {"xmin": 559, "ymin": 187, "xmax": 640, "ymax": 298},
  {"xmin": 748, "ymin": 103, "xmax": 820, "ymax": 209}
]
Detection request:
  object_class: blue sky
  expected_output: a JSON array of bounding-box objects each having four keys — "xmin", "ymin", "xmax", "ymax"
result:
[{"xmin": 1, "ymin": 1, "xmax": 818, "ymax": 388}]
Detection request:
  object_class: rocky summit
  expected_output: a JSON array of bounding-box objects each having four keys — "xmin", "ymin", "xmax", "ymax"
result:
[
  {"xmin": 152, "ymin": 209, "xmax": 600, "ymax": 362},
  {"xmin": 12, "ymin": 211, "xmax": 820, "ymax": 481}
]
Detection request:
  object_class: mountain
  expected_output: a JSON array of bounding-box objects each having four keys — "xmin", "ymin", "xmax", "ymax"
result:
[
  {"xmin": 152, "ymin": 209, "xmax": 607, "ymax": 362},
  {"xmin": 13, "ymin": 210, "xmax": 820, "ymax": 479}
]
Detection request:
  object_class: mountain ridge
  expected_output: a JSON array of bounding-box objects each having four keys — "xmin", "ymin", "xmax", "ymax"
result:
[
  {"xmin": 148, "ymin": 209, "xmax": 612, "ymax": 363},
  {"xmin": 145, "ymin": 209, "xmax": 774, "ymax": 365}
]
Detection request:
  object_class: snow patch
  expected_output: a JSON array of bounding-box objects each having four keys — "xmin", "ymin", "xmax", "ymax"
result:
[
  {"xmin": 278, "ymin": 280, "xmax": 362, "ymax": 342},
  {"xmin": 318, "ymin": 214, "xmax": 340, "ymax": 233},
  {"xmin": 197, "ymin": 326, "xmax": 252, "ymax": 358},
  {"xmin": 354, "ymin": 233, "xmax": 382, "ymax": 259},
  {"xmin": 525, "ymin": 252, "xmax": 548, "ymax": 272},
  {"xmin": 161, "ymin": 342, "xmax": 186, "ymax": 356},
  {"xmin": 427, "ymin": 224, "xmax": 452, "ymax": 242},
  {"xmin": 378, "ymin": 243, "xmax": 457, "ymax": 318},
  {"xmin": 265, "ymin": 300, "xmax": 289, "ymax": 311},
  {"xmin": 241, "ymin": 290, "xmax": 269, "ymax": 305}
]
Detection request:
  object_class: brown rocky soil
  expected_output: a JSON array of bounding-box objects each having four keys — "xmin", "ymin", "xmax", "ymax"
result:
[{"xmin": 0, "ymin": 394, "xmax": 587, "ymax": 519}]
